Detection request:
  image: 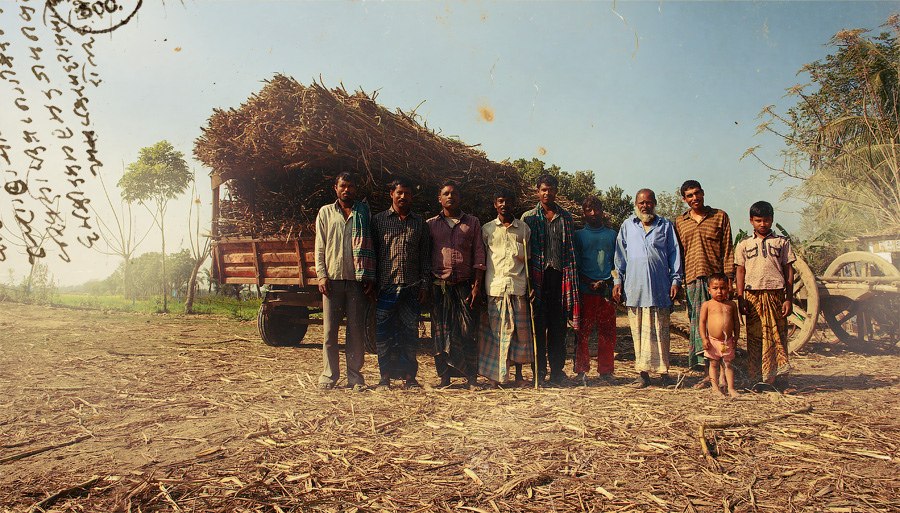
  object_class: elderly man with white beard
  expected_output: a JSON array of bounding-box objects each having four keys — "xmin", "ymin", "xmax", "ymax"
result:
[{"xmin": 612, "ymin": 189, "xmax": 683, "ymax": 388}]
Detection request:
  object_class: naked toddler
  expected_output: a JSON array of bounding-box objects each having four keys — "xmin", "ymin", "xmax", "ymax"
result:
[{"xmin": 699, "ymin": 272, "xmax": 740, "ymax": 398}]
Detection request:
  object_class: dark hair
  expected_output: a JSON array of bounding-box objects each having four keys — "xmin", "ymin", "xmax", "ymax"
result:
[
  {"xmin": 439, "ymin": 180, "xmax": 459, "ymax": 191},
  {"xmin": 680, "ymin": 179, "xmax": 702, "ymax": 197},
  {"xmin": 708, "ymin": 272, "xmax": 729, "ymax": 285},
  {"xmin": 494, "ymin": 188, "xmax": 515, "ymax": 201},
  {"xmin": 749, "ymin": 201, "xmax": 774, "ymax": 218},
  {"xmin": 535, "ymin": 174, "xmax": 558, "ymax": 189},
  {"xmin": 582, "ymin": 195, "xmax": 603, "ymax": 212},
  {"xmin": 388, "ymin": 178, "xmax": 413, "ymax": 192},
  {"xmin": 334, "ymin": 172, "xmax": 355, "ymax": 185}
]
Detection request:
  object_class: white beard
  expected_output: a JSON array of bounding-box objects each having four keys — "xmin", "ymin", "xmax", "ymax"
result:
[{"xmin": 634, "ymin": 206, "xmax": 656, "ymax": 224}]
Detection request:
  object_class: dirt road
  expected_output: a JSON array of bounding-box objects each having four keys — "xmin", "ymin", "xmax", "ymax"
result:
[{"xmin": 1, "ymin": 302, "xmax": 897, "ymax": 512}]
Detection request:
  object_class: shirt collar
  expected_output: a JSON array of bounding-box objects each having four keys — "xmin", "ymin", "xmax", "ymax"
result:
[
  {"xmin": 680, "ymin": 206, "xmax": 713, "ymax": 220},
  {"xmin": 494, "ymin": 217, "xmax": 520, "ymax": 228},
  {"xmin": 631, "ymin": 214, "xmax": 662, "ymax": 226},
  {"xmin": 753, "ymin": 230, "xmax": 776, "ymax": 240}
]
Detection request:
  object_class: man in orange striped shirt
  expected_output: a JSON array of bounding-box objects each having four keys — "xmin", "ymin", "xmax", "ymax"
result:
[{"xmin": 674, "ymin": 180, "xmax": 735, "ymax": 386}]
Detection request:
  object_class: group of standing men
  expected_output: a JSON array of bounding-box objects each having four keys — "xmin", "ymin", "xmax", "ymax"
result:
[{"xmin": 314, "ymin": 172, "xmax": 795, "ymax": 392}]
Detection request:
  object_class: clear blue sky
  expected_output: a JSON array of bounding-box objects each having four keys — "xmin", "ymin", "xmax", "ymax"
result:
[{"xmin": 2, "ymin": 1, "xmax": 896, "ymax": 285}]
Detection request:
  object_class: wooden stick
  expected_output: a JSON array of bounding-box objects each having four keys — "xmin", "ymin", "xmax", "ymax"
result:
[
  {"xmin": 29, "ymin": 475, "xmax": 100, "ymax": 513},
  {"xmin": 698, "ymin": 404, "xmax": 813, "ymax": 464},
  {"xmin": 523, "ymin": 235, "xmax": 540, "ymax": 391},
  {"xmin": 0, "ymin": 434, "xmax": 91, "ymax": 465}
]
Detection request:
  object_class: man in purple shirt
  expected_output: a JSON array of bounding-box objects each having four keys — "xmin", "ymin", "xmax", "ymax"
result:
[
  {"xmin": 426, "ymin": 181, "xmax": 486, "ymax": 389},
  {"xmin": 613, "ymin": 189, "xmax": 683, "ymax": 388}
]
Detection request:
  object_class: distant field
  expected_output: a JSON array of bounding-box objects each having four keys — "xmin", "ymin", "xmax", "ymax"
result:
[{"xmin": 0, "ymin": 286, "xmax": 262, "ymax": 320}]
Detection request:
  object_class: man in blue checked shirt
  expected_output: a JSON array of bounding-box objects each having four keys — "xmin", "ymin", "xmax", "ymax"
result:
[{"xmin": 612, "ymin": 189, "xmax": 683, "ymax": 389}]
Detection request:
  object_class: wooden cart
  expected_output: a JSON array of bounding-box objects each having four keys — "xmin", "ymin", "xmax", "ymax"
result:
[
  {"xmin": 786, "ymin": 251, "xmax": 900, "ymax": 352},
  {"xmin": 210, "ymin": 179, "xmax": 376, "ymax": 348}
]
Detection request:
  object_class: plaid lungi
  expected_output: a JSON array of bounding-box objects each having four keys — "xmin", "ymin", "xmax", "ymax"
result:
[
  {"xmin": 477, "ymin": 295, "xmax": 534, "ymax": 382},
  {"xmin": 686, "ymin": 277, "xmax": 710, "ymax": 368},
  {"xmin": 432, "ymin": 280, "xmax": 476, "ymax": 378},
  {"xmin": 375, "ymin": 285, "xmax": 421, "ymax": 380},
  {"xmin": 745, "ymin": 289, "xmax": 791, "ymax": 382},
  {"xmin": 627, "ymin": 306, "xmax": 671, "ymax": 374}
]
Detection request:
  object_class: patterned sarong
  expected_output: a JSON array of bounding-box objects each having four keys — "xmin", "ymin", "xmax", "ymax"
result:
[
  {"xmin": 575, "ymin": 292, "xmax": 616, "ymax": 374},
  {"xmin": 432, "ymin": 280, "xmax": 476, "ymax": 378},
  {"xmin": 685, "ymin": 277, "xmax": 710, "ymax": 368},
  {"xmin": 627, "ymin": 306, "xmax": 671, "ymax": 374},
  {"xmin": 375, "ymin": 285, "xmax": 421, "ymax": 379},
  {"xmin": 745, "ymin": 289, "xmax": 790, "ymax": 382},
  {"xmin": 477, "ymin": 295, "xmax": 534, "ymax": 383}
]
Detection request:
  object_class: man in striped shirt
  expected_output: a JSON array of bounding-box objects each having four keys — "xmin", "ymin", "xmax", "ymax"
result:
[
  {"xmin": 372, "ymin": 179, "xmax": 431, "ymax": 389},
  {"xmin": 673, "ymin": 180, "xmax": 735, "ymax": 386}
]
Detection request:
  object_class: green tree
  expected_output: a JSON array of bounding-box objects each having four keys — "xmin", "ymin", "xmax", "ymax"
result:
[
  {"xmin": 655, "ymin": 189, "xmax": 685, "ymax": 222},
  {"xmin": 122, "ymin": 250, "xmax": 196, "ymax": 301},
  {"xmin": 598, "ymin": 185, "xmax": 633, "ymax": 229},
  {"xmin": 118, "ymin": 141, "xmax": 192, "ymax": 312},
  {"xmin": 745, "ymin": 16, "xmax": 900, "ymax": 240},
  {"xmin": 511, "ymin": 158, "xmax": 637, "ymax": 229}
]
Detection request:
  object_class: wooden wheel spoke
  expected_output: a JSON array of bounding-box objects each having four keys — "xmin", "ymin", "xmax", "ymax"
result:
[
  {"xmin": 835, "ymin": 303, "xmax": 859, "ymax": 324},
  {"xmin": 788, "ymin": 306, "xmax": 810, "ymax": 328}
]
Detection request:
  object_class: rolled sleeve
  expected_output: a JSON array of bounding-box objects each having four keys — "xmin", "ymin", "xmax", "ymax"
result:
[
  {"xmin": 667, "ymin": 223, "xmax": 683, "ymax": 286},
  {"xmin": 722, "ymin": 212, "xmax": 735, "ymax": 278},
  {"xmin": 314, "ymin": 208, "xmax": 328, "ymax": 279}
]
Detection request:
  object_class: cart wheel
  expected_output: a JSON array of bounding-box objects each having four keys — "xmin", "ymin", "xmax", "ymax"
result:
[
  {"xmin": 257, "ymin": 304, "xmax": 309, "ymax": 347},
  {"xmin": 786, "ymin": 256, "xmax": 820, "ymax": 353},
  {"xmin": 822, "ymin": 252, "xmax": 900, "ymax": 345},
  {"xmin": 364, "ymin": 302, "xmax": 377, "ymax": 354}
]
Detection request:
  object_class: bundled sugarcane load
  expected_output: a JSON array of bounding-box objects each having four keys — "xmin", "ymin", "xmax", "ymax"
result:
[{"xmin": 194, "ymin": 74, "xmax": 527, "ymax": 238}]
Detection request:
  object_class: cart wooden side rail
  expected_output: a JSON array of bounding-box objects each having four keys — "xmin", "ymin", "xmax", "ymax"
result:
[{"xmin": 211, "ymin": 236, "xmax": 377, "ymax": 348}]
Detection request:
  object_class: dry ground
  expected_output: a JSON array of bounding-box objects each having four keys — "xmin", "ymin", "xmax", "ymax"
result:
[{"xmin": 0, "ymin": 302, "xmax": 898, "ymax": 512}]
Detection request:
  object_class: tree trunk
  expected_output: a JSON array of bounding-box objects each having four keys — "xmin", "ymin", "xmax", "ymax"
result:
[
  {"xmin": 160, "ymin": 214, "xmax": 168, "ymax": 313},
  {"xmin": 184, "ymin": 248, "xmax": 209, "ymax": 314}
]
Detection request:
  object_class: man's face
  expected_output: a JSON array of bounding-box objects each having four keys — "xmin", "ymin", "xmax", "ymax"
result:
[
  {"xmin": 583, "ymin": 205, "xmax": 603, "ymax": 227},
  {"xmin": 494, "ymin": 196, "xmax": 514, "ymax": 217},
  {"xmin": 334, "ymin": 178, "xmax": 356, "ymax": 203},
  {"xmin": 391, "ymin": 185, "xmax": 413, "ymax": 210},
  {"xmin": 750, "ymin": 215, "xmax": 773, "ymax": 236},
  {"xmin": 537, "ymin": 183, "xmax": 557, "ymax": 206},
  {"xmin": 635, "ymin": 191, "xmax": 657, "ymax": 215},
  {"xmin": 682, "ymin": 187, "xmax": 705, "ymax": 211},
  {"xmin": 438, "ymin": 185, "xmax": 459, "ymax": 212}
]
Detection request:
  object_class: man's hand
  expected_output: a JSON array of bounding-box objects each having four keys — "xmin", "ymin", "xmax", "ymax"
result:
[
  {"xmin": 318, "ymin": 278, "xmax": 330, "ymax": 296},
  {"xmin": 467, "ymin": 282, "xmax": 481, "ymax": 308},
  {"xmin": 612, "ymin": 284, "xmax": 622, "ymax": 304},
  {"xmin": 781, "ymin": 299, "xmax": 793, "ymax": 318},
  {"xmin": 670, "ymin": 283, "xmax": 680, "ymax": 301},
  {"xmin": 737, "ymin": 296, "xmax": 748, "ymax": 315}
]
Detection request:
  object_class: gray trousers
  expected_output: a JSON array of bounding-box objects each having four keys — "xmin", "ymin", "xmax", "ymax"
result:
[{"xmin": 320, "ymin": 280, "xmax": 367, "ymax": 386}]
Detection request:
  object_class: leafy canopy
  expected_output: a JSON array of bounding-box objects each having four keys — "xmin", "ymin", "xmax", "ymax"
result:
[
  {"xmin": 746, "ymin": 16, "xmax": 900, "ymax": 239},
  {"xmin": 118, "ymin": 141, "xmax": 192, "ymax": 204}
]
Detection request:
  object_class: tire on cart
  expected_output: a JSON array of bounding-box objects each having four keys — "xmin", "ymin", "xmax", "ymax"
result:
[
  {"xmin": 821, "ymin": 251, "xmax": 900, "ymax": 345},
  {"xmin": 257, "ymin": 303, "xmax": 309, "ymax": 347},
  {"xmin": 786, "ymin": 256, "xmax": 820, "ymax": 354}
]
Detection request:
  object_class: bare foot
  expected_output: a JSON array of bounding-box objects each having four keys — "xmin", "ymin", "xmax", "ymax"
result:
[
  {"xmin": 711, "ymin": 385, "xmax": 726, "ymax": 398},
  {"xmin": 728, "ymin": 388, "xmax": 740, "ymax": 398}
]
